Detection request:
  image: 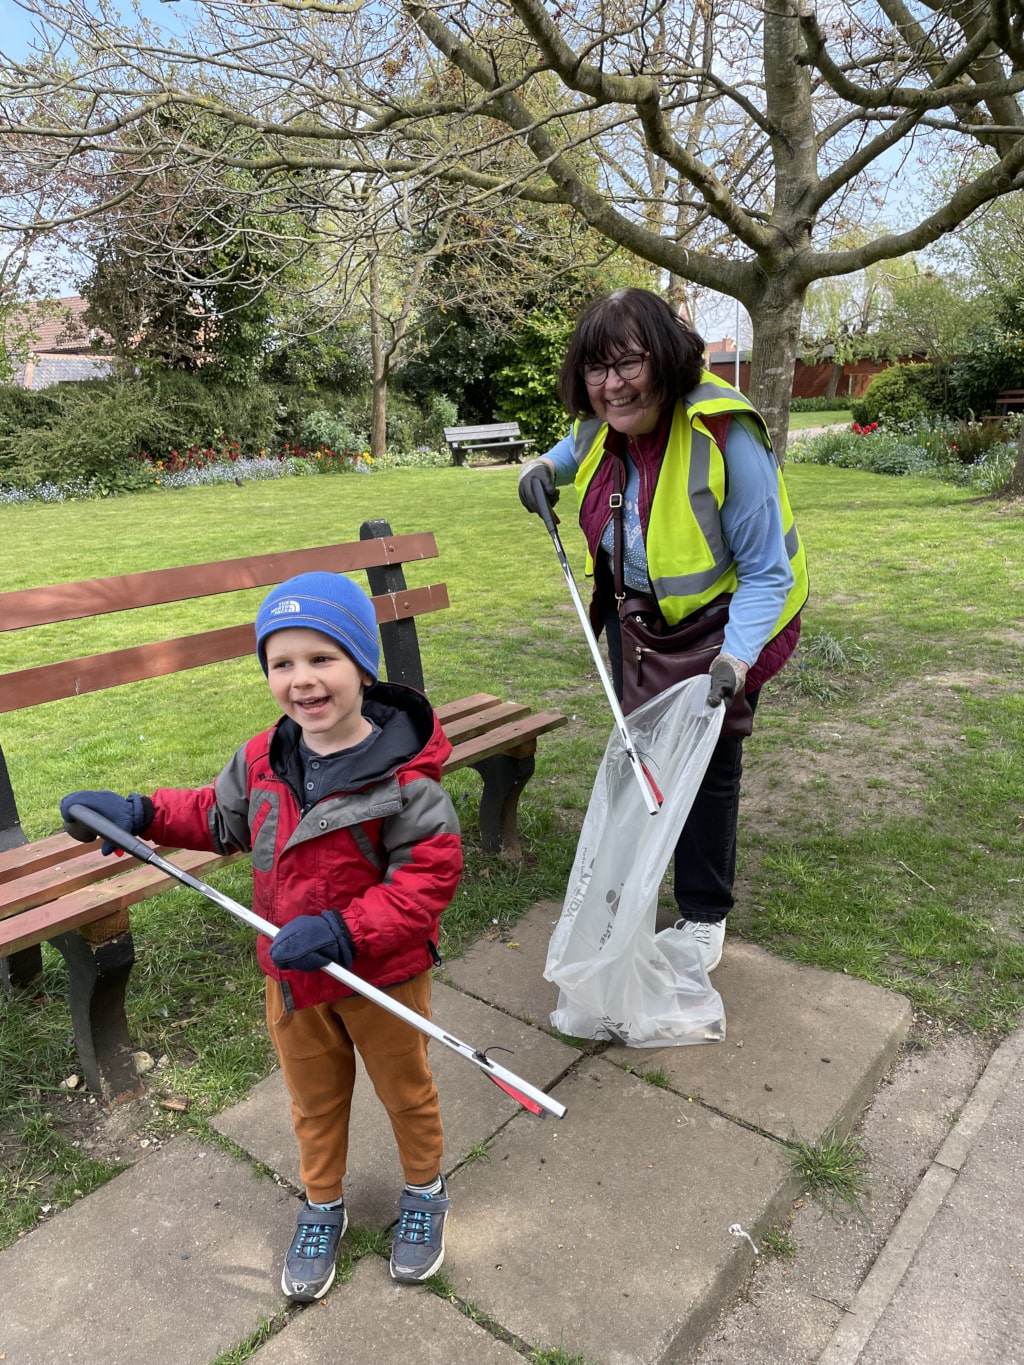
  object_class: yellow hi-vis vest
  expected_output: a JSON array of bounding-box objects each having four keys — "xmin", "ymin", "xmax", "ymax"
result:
[{"xmin": 574, "ymin": 371, "xmax": 809, "ymax": 632}]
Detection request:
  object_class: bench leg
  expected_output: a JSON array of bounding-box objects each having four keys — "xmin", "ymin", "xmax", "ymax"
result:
[
  {"xmin": 52, "ymin": 929, "xmax": 144, "ymax": 1105},
  {"xmin": 1, "ymin": 944, "xmax": 44, "ymax": 993},
  {"xmin": 471, "ymin": 746, "xmax": 537, "ymax": 859}
]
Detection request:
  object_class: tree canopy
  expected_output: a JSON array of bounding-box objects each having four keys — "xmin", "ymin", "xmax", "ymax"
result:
[{"xmin": 2, "ymin": 0, "xmax": 1022, "ymax": 450}]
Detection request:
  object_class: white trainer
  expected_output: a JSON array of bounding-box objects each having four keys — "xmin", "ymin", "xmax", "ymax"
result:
[{"xmin": 675, "ymin": 919, "xmax": 726, "ymax": 972}]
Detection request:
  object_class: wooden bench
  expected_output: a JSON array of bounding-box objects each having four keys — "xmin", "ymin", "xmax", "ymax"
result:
[
  {"xmin": 983, "ymin": 389, "xmax": 1024, "ymax": 423},
  {"xmin": 0, "ymin": 518, "xmax": 566, "ymax": 1104},
  {"xmin": 443, "ymin": 421, "xmax": 535, "ymax": 467}
]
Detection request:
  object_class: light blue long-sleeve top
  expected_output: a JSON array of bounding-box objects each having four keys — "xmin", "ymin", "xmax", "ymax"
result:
[{"xmin": 541, "ymin": 414, "xmax": 794, "ymax": 665}]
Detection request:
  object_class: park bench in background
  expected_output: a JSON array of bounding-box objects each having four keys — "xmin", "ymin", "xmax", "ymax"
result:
[
  {"xmin": 0, "ymin": 520, "xmax": 566, "ymax": 1103},
  {"xmin": 443, "ymin": 421, "xmax": 535, "ymax": 467},
  {"xmin": 982, "ymin": 389, "xmax": 1024, "ymax": 424}
]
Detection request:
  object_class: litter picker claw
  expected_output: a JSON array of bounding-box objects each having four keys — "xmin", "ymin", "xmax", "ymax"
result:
[
  {"xmin": 66, "ymin": 805, "xmax": 567, "ymax": 1120},
  {"xmin": 523, "ymin": 472, "xmax": 662, "ymax": 816}
]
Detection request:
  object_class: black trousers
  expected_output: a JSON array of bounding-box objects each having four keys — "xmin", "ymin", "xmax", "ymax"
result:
[{"xmin": 600, "ymin": 599, "xmax": 759, "ymax": 923}]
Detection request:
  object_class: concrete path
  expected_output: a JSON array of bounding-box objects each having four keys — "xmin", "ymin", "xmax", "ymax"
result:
[
  {"xmin": 817, "ymin": 1025, "xmax": 1024, "ymax": 1365},
  {"xmin": 1, "ymin": 900, "xmax": 1016, "ymax": 1364}
]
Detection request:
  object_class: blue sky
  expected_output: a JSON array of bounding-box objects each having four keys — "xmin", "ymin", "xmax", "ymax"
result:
[
  {"xmin": 3, "ymin": 0, "xmax": 50, "ymax": 58},
  {"xmin": 1, "ymin": 0, "xmax": 198, "ymax": 60}
]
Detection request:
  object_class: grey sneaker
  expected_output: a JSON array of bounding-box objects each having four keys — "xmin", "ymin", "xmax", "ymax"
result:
[
  {"xmin": 281, "ymin": 1201, "xmax": 347, "ymax": 1302},
  {"xmin": 675, "ymin": 918, "xmax": 725, "ymax": 972},
  {"xmin": 390, "ymin": 1177, "xmax": 450, "ymax": 1282}
]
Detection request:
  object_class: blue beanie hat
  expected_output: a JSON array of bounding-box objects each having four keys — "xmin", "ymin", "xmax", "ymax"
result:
[{"xmin": 255, "ymin": 571, "xmax": 380, "ymax": 681}]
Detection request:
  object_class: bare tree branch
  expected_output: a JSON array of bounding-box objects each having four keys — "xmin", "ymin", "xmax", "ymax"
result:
[{"xmin": 1, "ymin": 0, "xmax": 1022, "ymax": 451}]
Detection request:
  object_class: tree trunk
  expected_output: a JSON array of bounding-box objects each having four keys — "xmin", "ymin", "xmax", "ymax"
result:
[
  {"xmin": 825, "ymin": 362, "xmax": 843, "ymax": 401},
  {"xmin": 367, "ymin": 256, "xmax": 388, "ymax": 463},
  {"xmin": 745, "ymin": 291, "xmax": 805, "ymax": 461},
  {"xmin": 371, "ymin": 373, "xmax": 388, "ymax": 463}
]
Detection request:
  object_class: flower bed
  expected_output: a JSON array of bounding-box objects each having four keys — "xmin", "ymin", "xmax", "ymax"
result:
[{"xmin": 788, "ymin": 414, "xmax": 1021, "ymax": 493}]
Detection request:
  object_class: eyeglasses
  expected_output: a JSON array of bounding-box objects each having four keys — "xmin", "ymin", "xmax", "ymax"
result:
[{"xmin": 581, "ymin": 353, "xmax": 649, "ymax": 386}]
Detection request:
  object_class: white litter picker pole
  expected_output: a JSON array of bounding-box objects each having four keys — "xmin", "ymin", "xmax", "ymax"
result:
[
  {"xmin": 522, "ymin": 474, "xmax": 661, "ymax": 816},
  {"xmin": 66, "ymin": 806, "xmax": 567, "ymax": 1120}
]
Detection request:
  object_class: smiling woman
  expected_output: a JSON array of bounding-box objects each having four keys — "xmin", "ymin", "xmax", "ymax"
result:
[{"xmin": 516, "ymin": 286, "xmax": 810, "ymax": 978}]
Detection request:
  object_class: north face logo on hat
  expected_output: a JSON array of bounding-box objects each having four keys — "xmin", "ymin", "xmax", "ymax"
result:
[{"xmin": 269, "ymin": 598, "xmax": 302, "ymax": 617}]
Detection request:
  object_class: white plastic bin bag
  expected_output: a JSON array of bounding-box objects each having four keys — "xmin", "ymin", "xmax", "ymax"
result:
[{"xmin": 545, "ymin": 675, "xmax": 727, "ymax": 1047}]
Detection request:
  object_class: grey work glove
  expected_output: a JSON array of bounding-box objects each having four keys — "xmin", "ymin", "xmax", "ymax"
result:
[
  {"xmin": 517, "ymin": 458, "xmax": 559, "ymax": 515},
  {"xmin": 707, "ymin": 653, "xmax": 749, "ymax": 708}
]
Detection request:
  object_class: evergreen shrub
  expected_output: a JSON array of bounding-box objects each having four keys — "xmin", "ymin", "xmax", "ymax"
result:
[
  {"xmin": 949, "ymin": 323, "xmax": 1024, "ymax": 419},
  {"xmin": 850, "ymin": 364, "xmax": 945, "ymax": 426},
  {"xmin": 1, "ymin": 380, "xmax": 169, "ymax": 491}
]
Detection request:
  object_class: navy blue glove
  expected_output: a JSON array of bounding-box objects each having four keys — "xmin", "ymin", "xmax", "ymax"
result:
[
  {"xmin": 60, "ymin": 790, "xmax": 151, "ymax": 855},
  {"xmin": 269, "ymin": 910, "xmax": 356, "ymax": 973}
]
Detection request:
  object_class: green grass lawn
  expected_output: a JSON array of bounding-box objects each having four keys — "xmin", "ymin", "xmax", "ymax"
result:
[
  {"xmin": 1, "ymin": 460, "xmax": 1022, "ymax": 1245},
  {"xmin": 787, "ymin": 408, "xmax": 852, "ymax": 431}
]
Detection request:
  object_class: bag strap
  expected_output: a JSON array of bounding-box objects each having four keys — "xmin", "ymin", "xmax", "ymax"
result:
[
  {"xmin": 611, "ymin": 456, "xmax": 659, "ymax": 622},
  {"xmin": 611, "ymin": 455, "xmax": 625, "ymax": 605}
]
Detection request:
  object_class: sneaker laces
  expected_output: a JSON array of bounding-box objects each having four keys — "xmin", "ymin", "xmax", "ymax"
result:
[
  {"xmin": 294, "ymin": 1222, "xmax": 337, "ymax": 1259},
  {"xmin": 396, "ymin": 1199, "xmax": 436, "ymax": 1245},
  {"xmin": 674, "ymin": 919, "xmax": 713, "ymax": 945}
]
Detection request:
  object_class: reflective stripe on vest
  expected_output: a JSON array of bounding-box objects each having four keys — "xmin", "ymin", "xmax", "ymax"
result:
[{"xmin": 573, "ymin": 372, "xmax": 808, "ymax": 631}]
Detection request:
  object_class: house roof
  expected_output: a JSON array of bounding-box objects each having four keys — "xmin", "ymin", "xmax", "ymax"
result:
[{"xmin": 9, "ymin": 295, "xmax": 112, "ymax": 354}]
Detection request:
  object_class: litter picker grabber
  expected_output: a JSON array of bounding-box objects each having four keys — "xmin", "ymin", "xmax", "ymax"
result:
[
  {"xmin": 66, "ymin": 805, "xmax": 567, "ymax": 1121},
  {"xmin": 522, "ymin": 472, "xmax": 662, "ymax": 816}
]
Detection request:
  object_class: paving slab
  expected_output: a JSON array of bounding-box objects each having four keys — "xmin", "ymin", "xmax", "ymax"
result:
[
  {"xmin": 249, "ymin": 1255, "xmax": 524, "ymax": 1364},
  {"xmin": 445, "ymin": 1056, "xmax": 798, "ymax": 1365},
  {"xmin": 213, "ymin": 979, "xmax": 579, "ymax": 1227},
  {"xmin": 447, "ymin": 905, "xmax": 912, "ymax": 1147},
  {"xmin": 444, "ymin": 898, "xmax": 562, "ymax": 1027},
  {"xmin": 0, "ymin": 1138, "xmax": 296, "ymax": 1365},
  {"xmin": 604, "ymin": 940, "xmax": 912, "ymax": 1143}
]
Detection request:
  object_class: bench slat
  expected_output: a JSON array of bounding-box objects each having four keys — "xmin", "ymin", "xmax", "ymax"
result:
[
  {"xmin": 0, "ymin": 845, "xmax": 133, "ymax": 918},
  {"xmin": 453, "ymin": 439, "xmax": 531, "ymax": 448},
  {"xmin": 444, "ymin": 423, "xmax": 523, "ymax": 442},
  {"xmin": 0, "ymin": 583, "xmax": 450, "ymax": 713},
  {"xmin": 0, "ymin": 840, "xmax": 215, "ymax": 920},
  {"xmin": 434, "ymin": 694, "xmax": 505, "ymax": 724},
  {"xmin": 1, "ymin": 535, "xmax": 440, "ymax": 631},
  {"xmin": 0, "ymin": 848, "xmax": 243, "ymax": 955},
  {"xmin": 442, "ymin": 702, "xmax": 532, "ymax": 743},
  {"xmin": 0, "ymin": 831, "xmax": 94, "ymax": 884},
  {"xmin": 446, "ymin": 709, "xmax": 568, "ymax": 770}
]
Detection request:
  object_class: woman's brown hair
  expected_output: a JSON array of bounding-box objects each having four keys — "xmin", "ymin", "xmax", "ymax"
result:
[{"xmin": 558, "ymin": 288, "xmax": 706, "ymax": 418}]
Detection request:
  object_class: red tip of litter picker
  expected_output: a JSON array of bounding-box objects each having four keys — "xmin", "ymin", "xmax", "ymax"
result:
[
  {"xmin": 641, "ymin": 762, "xmax": 664, "ymax": 807},
  {"xmin": 487, "ymin": 1072, "xmax": 547, "ymax": 1117}
]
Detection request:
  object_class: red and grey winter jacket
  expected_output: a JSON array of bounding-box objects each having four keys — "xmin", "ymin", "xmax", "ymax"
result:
[{"xmin": 143, "ymin": 681, "xmax": 463, "ymax": 1012}]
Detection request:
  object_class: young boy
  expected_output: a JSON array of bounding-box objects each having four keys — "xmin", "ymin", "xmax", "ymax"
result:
[{"xmin": 60, "ymin": 571, "xmax": 463, "ymax": 1302}]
